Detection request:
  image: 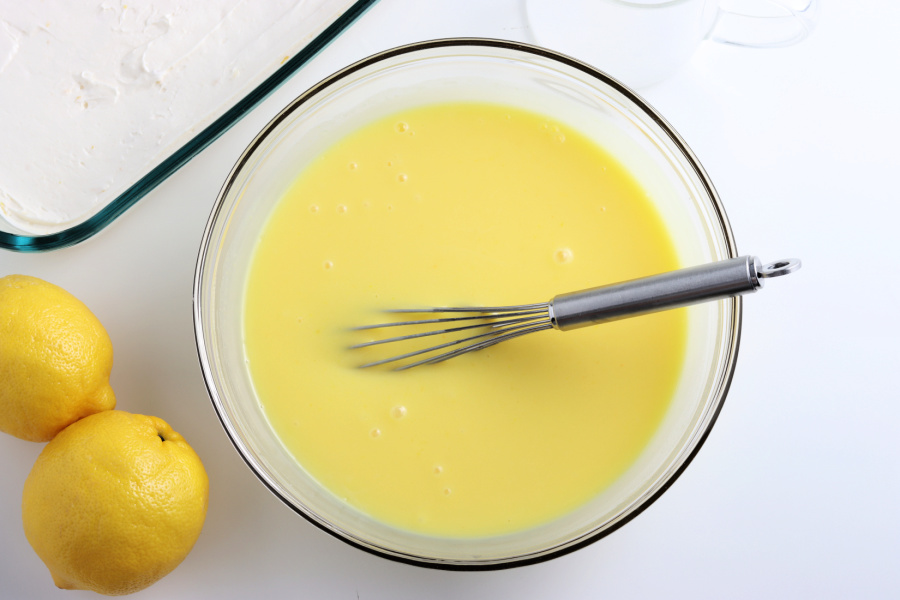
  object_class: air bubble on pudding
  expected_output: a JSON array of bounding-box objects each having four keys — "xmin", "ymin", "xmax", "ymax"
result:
[
  {"xmin": 309, "ymin": 204, "xmax": 319, "ymax": 213},
  {"xmin": 348, "ymin": 161, "xmax": 358, "ymax": 171},
  {"xmin": 323, "ymin": 260, "xmax": 334, "ymax": 270},
  {"xmin": 554, "ymin": 248, "xmax": 574, "ymax": 264},
  {"xmin": 370, "ymin": 428, "xmax": 382, "ymax": 439},
  {"xmin": 337, "ymin": 204, "xmax": 348, "ymax": 214},
  {"xmin": 556, "ymin": 133, "xmax": 566, "ymax": 143},
  {"xmin": 395, "ymin": 122, "xmax": 409, "ymax": 133},
  {"xmin": 397, "ymin": 173, "xmax": 408, "ymax": 183},
  {"xmin": 391, "ymin": 405, "xmax": 407, "ymax": 419},
  {"xmin": 433, "ymin": 465, "xmax": 443, "ymax": 476},
  {"xmin": 442, "ymin": 488, "xmax": 452, "ymax": 496}
]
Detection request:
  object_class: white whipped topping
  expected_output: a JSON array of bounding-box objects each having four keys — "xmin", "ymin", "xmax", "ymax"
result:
[{"xmin": 0, "ymin": 0, "xmax": 349, "ymax": 234}]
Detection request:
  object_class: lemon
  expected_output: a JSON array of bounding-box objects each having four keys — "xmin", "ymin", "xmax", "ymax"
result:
[
  {"xmin": 0, "ymin": 274, "xmax": 116, "ymax": 442},
  {"xmin": 22, "ymin": 410, "xmax": 209, "ymax": 596}
]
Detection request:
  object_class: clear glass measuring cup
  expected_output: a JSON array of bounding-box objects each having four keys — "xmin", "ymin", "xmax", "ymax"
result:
[{"xmin": 525, "ymin": 0, "xmax": 819, "ymax": 88}]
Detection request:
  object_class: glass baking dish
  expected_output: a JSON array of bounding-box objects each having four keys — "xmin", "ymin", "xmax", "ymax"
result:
[{"xmin": 0, "ymin": 0, "xmax": 378, "ymax": 252}]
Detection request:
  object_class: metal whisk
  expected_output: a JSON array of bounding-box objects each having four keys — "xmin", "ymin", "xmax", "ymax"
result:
[{"xmin": 350, "ymin": 255, "xmax": 800, "ymax": 370}]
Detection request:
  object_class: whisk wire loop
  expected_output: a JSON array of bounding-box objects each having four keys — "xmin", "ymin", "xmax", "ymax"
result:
[{"xmin": 353, "ymin": 304, "xmax": 553, "ymax": 369}]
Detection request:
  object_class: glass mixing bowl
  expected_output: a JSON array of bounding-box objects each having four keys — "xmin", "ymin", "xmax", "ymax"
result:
[{"xmin": 194, "ymin": 39, "xmax": 740, "ymax": 569}]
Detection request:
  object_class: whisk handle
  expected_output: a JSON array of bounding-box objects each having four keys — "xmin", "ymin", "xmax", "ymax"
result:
[{"xmin": 549, "ymin": 255, "xmax": 800, "ymax": 331}]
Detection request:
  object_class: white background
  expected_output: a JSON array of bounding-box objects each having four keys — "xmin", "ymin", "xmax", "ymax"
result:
[{"xmin": 2, "ymin": 1, "xmax": 898, "ymax": 598}]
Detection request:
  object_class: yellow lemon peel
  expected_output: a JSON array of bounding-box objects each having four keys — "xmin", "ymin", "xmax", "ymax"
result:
[
  {"xmin": 0, "ymin": 274, "xmax": 115, "ymax": 441},
  {"xmin": 22, "ymin": 410, "xmax": 209, "ymax": 596}
]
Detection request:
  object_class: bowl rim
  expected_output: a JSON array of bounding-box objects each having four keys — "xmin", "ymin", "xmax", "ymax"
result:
[{"xmin": 193, "ymin": 37, "xmax": 741, "ymax": 570}]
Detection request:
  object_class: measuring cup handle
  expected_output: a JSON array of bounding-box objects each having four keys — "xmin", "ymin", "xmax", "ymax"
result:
[{"xmin": 708, "ymin": 0, "xmax": 819, "ymax": 48}]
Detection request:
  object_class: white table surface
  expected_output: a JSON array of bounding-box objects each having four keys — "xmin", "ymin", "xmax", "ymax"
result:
[{"xmin": 2, "ymin": 1, "xmax": 898, "ymax": 598}]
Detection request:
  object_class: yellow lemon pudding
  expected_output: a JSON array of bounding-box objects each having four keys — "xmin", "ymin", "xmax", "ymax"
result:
[{"xmin": 243, "ymin": 102, "xmax": 686, "ymax": 537}]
